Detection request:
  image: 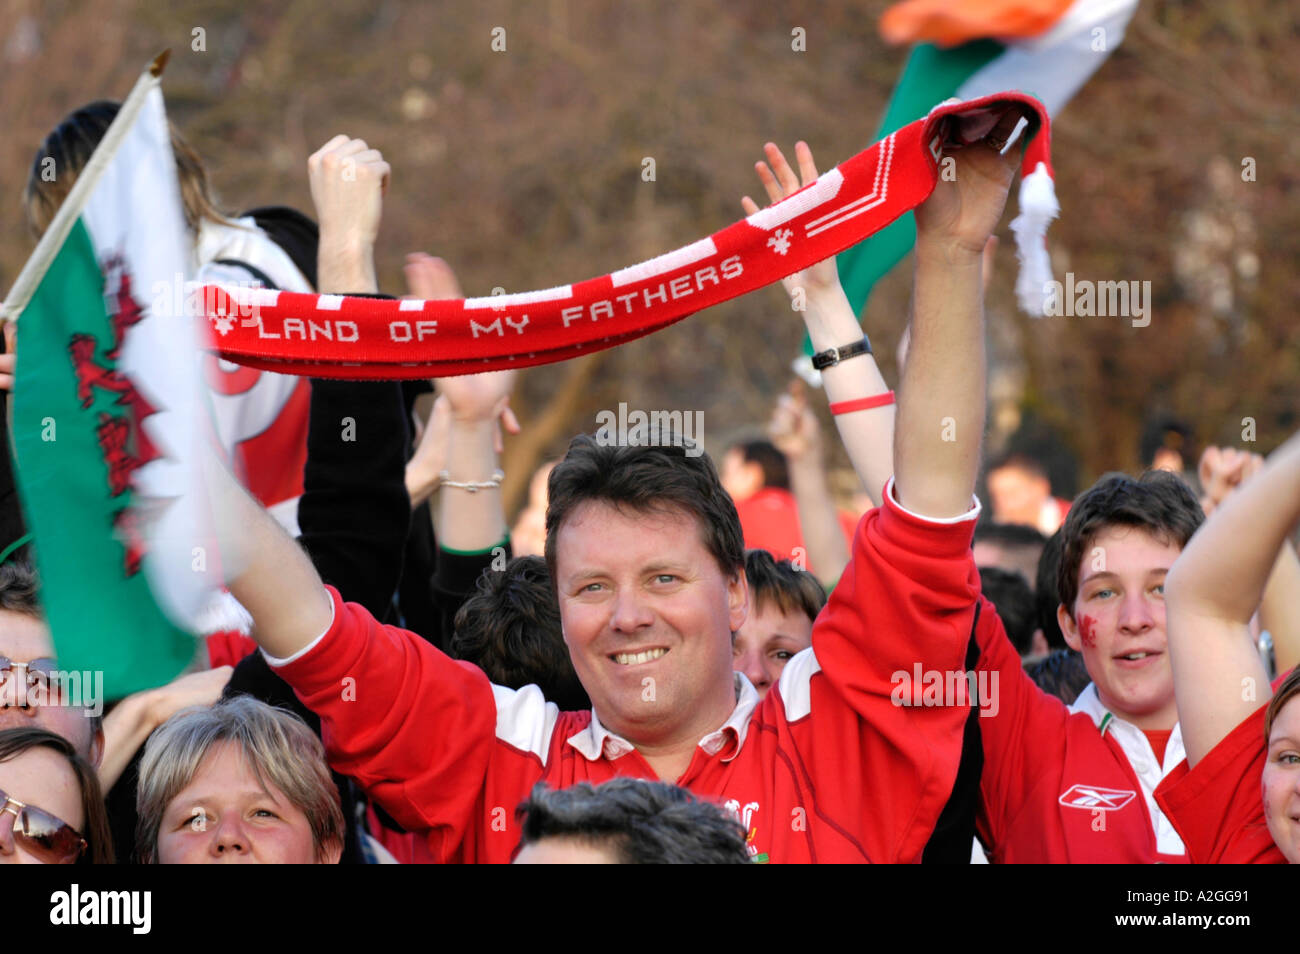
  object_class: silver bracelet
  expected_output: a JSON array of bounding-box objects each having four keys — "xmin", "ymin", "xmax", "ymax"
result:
[{"xmin": 437, "ymin": 469, "xmax": 504, "ymax": 493}]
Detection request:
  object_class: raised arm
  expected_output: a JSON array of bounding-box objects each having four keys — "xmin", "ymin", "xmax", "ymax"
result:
[
  {"xmin": 767, "ymin": 381, "xmax": 850, "ymax": 585},
  {"xmin": 1166, "ymin": 432, "xmax": 1300, "ymax": 765},
  {"xmin": 741, "ymin": 143, "xmax": 893, "ymax": 503},
  {"xmin": 896, "ymin": 108, "xmax": 1023, "ymax": 517},
  {"xmin": 1199, "ymin": 446, "xmax": 1300, "ymax": 677},
  {"xmin": 402, "ymin": 254, "xmax": 518, "ymax": 554},
  {"xmin": 227, "ymin": 134, "xmax": 390, "ymax": 657}
]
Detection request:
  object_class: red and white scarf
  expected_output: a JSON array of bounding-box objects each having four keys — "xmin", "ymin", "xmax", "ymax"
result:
[{"xmin": 204, "ymin": 91, "xmax": 1053, "ymax": 380}]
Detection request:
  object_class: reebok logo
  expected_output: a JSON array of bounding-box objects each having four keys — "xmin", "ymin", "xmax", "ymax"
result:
[{"xmin": 1058, "ymin": 784, "xmax": 1136, "ymax": 811}]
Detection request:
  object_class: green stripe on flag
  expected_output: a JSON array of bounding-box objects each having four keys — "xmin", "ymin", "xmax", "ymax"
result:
[
  {"xmin": 835, "ymin": 40, "xmax": 1005, "ymax": 323},
  {"xmin": 13, "ymin": 218, "xmax": 195, "ymax": 700}
]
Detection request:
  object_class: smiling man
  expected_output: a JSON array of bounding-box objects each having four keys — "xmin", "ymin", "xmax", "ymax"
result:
[{"xmin": 222, "ymin": 104, "xmax": 1029, "ymax": 863}]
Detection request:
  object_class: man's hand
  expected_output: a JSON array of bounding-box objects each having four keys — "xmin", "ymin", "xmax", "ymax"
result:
[
  {"xmin": 99, "ymin": 665, "xmax": 234, "ymax": 790},
  {"xmin": 1199, "ymin": 445, "xmax": 1264, "ymax": 515},
  {"xmin": 914, "ymin": 105, "xmax": 1026, "ymax": 259},
  {"xmin": 309, "ymin": 135, "xmax": 391, "ymax": 293}
]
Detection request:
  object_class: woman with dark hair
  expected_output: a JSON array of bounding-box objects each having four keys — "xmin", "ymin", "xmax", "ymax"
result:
[
  {"xmin": 23, "ymin": 98, "xmax": 318, "ymax": 536},
  {"xmin": 0, "ymin": 726, "xmax": 113, "ymax": 864}
]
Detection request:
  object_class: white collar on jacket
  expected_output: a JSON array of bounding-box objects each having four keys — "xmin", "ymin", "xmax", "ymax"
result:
[
  {"xmin": 1069, "ymin": 682, "xmax": 1186, "ymax": 855},
  {"xmin": 567, "ymin": 672, "xmax": 759, "ymax": 764}
]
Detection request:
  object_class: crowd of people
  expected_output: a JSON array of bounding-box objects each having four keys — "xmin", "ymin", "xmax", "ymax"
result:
[{"xmin": 0, "ymin": 91, "xmax": 1296, "ymax": 867}]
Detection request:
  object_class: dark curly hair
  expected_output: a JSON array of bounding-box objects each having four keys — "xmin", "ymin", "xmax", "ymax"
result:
[{"xmin": 451, "ymin": 556, "xmax": 589, "ymax": 711}]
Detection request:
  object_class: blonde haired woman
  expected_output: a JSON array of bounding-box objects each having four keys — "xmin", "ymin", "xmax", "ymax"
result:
[{"xmin": 136, "ymin": 695, "xmax": 344, "ymax": 864}]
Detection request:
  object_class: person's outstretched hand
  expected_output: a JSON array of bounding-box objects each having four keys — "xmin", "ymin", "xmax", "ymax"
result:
[
  {"xmin": 741, "ymin": 141, "xmax": 840, "ymax": 303},
  {"xmin": 1199, "ymin": 445, "xmax": 1265, "ymax": 516},
  {"xmin": 914, "ymin": 103, "xmax": 1028, "ymax": 257},
  {"xmin": 768, "ymin": 378, "xmax": 822, "ymax": 464},
  {"xmin": 404, "ymin": 253, "xmax": 520, "ymax": 445}
]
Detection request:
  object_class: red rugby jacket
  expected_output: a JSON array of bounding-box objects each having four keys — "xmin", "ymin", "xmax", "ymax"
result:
[
  {"xmin": 270, "ymin": 484, "xmax": 982, "ymax": 863},
  {"xmin": 973, "ymin": 603, "xmax": 1190, "ymax": 863}
]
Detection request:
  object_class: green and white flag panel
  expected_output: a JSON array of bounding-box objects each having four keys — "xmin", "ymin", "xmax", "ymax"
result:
[
  {"xmin": 836, "ymin": 0, "xmax": 1138, "ymax": 319},
  {"xmin": 8, "ymin": 75, "xmax": 219, "ymax": 699}
]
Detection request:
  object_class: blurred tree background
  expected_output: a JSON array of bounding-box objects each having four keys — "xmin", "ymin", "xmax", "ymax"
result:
[{"xmin": 2, "ymin": 0, "xmax": 1296, "ymax": 516}]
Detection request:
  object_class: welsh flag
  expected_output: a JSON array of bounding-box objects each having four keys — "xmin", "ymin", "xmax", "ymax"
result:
[
  {"xmin": 837, "ymin": 0, "xmax": 1138, "ymax": 318},
  {"xmin": 2, "ymin": 56, "xmax": 221, "ymax": 699}
]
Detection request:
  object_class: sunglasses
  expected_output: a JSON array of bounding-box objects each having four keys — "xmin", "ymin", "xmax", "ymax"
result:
[{"xmin": 0, "ymin": 788, "xmax": 88, "ymax": 863}]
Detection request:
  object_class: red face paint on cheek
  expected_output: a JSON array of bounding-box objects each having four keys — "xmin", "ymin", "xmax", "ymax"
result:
[{"xmin": 1078, "ymin": 615, "xmax": 1098, "ymax": 649}]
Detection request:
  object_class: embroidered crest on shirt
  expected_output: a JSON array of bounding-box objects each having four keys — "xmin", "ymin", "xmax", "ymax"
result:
[{"xmin": 724, "ymin": 799, "xmax": 766, "ymax": 861}]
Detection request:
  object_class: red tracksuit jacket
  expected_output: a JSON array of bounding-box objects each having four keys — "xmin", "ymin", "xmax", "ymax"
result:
[
  {"xmin": 272, "ymin": 488, "xmax": 981, "ymax": 863},
  {"xmin": 973, "ymin": 603, "xmax": 1189, "ymax": 862}
]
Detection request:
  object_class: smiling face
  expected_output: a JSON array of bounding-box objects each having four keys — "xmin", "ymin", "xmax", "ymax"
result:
[
  {"xmin": 0, "ymin": 746, "xmax": 85, "ymax": 865},
  {"xmin": 554, "ymin": 501, "xmax": 747, "ymax": 751},
  {"xmin": 156, "ymin": 741, "xmax": 338, "ymax": 864},
  {"xmin": 1058, "ymin": 525, "xmax": 1181, "ymax": 730},
  {"xmin": 1263, "ymin": 695, "xmax": 1300, "ymax": 863},
  {"xmin": 733, "ymin": 602, "xmax": 813, "ymax": 699}
]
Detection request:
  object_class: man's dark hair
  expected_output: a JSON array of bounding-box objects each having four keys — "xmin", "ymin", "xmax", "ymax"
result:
[
  {"xmin": 0, "ymin": 559, "xmax": 41, "ymax": 618},
  {"xmin": 450, "ymin": 556, "xmax": 590, "ymax": 711},
  {"xmin": 733, "ymin": 439, "xmax": 789, "ymax": 491},
  {"xmin": 979, "ymin": 567, "xmax": 1037, "ymax": 656},
  {"xmin": 744, "ymin": 549, "xmax": 826, "ymax": 624},
  {"xmin": 1056, "ymin": 471, "xmax": 1203, "ymax": 618},
  {"xmin": 1035, "ymin": 529, "xmax": 1067, "ymax": 649},
  {"xmin": 515, "ymin": 779, "xmax": 751, "ymax": 864},
  {"xmin": 545, "ymin": 434, "xmax": 744, "ymax": 580}
]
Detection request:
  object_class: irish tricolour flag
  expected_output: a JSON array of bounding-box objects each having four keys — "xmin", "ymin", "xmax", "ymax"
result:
[
  {"xmin": 2, "ymin": 56, "xmax": 221, "ymax": 699},
  {"xmin": 838, "ymin": 0, "xmax": 1138, "ymax": 317}
]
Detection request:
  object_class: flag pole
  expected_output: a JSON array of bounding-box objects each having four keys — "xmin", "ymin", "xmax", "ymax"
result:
[{"xmin": 0, "ymin": 50, "xmax": 171, "ymax": 324}]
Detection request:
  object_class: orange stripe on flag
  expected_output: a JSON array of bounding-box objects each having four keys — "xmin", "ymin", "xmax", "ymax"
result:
[{"xmin": 880, "ymin": 0, "xmax": 1077, "ymax": 48}]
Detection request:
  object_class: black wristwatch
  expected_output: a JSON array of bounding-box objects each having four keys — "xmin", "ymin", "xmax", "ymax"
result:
[{"xmin": 810, "ymin": 336, "xmax": 872, "ymax": 371}]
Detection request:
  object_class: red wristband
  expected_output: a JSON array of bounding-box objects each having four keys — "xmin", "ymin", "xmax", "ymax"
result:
[{"xmin": 829, "ymin": 391, "xmax": 895, "ymax": 415}]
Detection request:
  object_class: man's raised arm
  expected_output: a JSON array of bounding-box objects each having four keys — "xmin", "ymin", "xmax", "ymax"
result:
[
  {"xmin": 226, "ymin": 134, "xmax": 390, "ymax": 658},
  {"xmin": 895, "ymin": 109, "xmax": 1025, "ymax": 518}
]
